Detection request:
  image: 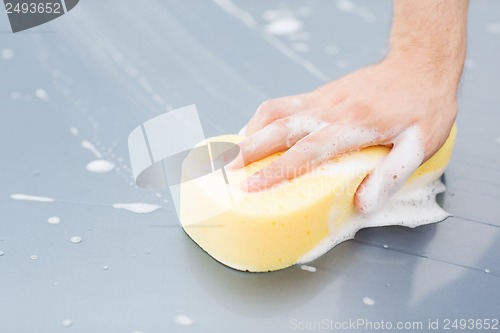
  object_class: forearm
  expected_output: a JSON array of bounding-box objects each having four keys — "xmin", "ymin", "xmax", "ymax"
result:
[{"xmin": 389, "ymin": 0, "xmax": 468, "ymax": 87}]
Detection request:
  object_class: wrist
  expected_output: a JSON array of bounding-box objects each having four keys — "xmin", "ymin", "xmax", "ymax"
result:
[{"xmin": 385, "ymin": 42, "xmax": 466, "ymax": 89}]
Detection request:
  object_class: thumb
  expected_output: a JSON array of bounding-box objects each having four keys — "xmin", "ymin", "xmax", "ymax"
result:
[{"xmin": 355, "ymin": 126, "xmax": 425, "ymax": 214}]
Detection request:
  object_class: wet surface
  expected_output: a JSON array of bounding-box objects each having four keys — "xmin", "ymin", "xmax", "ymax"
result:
[{"xmin": 1, "ymin": 0, "xmax": 499, "ymax": 332}]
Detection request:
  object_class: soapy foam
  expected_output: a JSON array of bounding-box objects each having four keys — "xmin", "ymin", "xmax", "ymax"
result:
[
  {"xmin": 70, "ymin": 236, "xmax": 82, "ymax": 244},
  {"xmin": 47, "ymin": 216, "xmax": 61, "ymax": 224},
  {"xmin": 69, "ymin": 127, "xmax": 79, "ymax": 136},
  {"xmin": 61, "ymin": 319, "xmax": 73, "ymax": 327},
  {"xmin": 112, "ymin": 203, "xmax": 162, "ymax": 214},
  {"xmin": 264, "ymin": 17, "xmax": 303, "ymax": 35},
  {"xmin": 355, "ymin": 126, "xmax": 425, "ymax": 214},
  {"xmin": 297, "ymin": 169, "xmax": 449, "ymax": 264},
  {"xmin": 300, "ymin": 264, "xmax": 317, "ymax": 272},
  {"xmin": 362, "ymin": 297, "xmax": 375, "ymax": 306},
  {"xmin": 336, "ymin": 0, "xmax": 354, "ymax": 12},
  {"xmin": 174, "ymin": 315, "xmax": 194, "ymax": 326},
  {"xmin": 81, "ymin": 140, "xmax": 102, "ymax": 158},
  {"xmin": 35, "ymin": 89, "xmax": 49, "ymax": 102},
  {"xmin": 11, "ymin": 193, "xmax": 55, "ymax": 202},
  {"xmin": 86, "ymin": 159, "xmax": 115, "ymax": 173},
  {"xmin": 336, "ymin": 0, "xmax": 376, "ymax": 23},
  {"xmin": 232, "ymin": 116, "xmax": 329, "ymax": 170}
]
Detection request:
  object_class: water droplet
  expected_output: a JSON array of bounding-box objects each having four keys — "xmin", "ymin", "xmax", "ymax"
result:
[
  {"xmin": 174, "ymin": 315, "xmax": 194, "ymax": 326},
  {"xmin": 30, "ymin": 255, "xmax": 38, "ymax": 260},
  {"xmin": 70, "ymin": 236, "xmax": 82, "ymax": 244},
  {"xmin": 0, "ymin": 251, "xmax": 4, "ymax": 256},
  {"xmin": 362, "ymin": 297, "xmax": 375, "ymax": 306},
  {"xmin": 53, "ymin": 282, "xmax": 59, "ymax": 286},
  {"xmin": 300, "ymin": 264, "xmax": 317, "ymax": 272},
  {"xmin": 32, "ymin": 170, "xmax": 40, "ymax": 176},
  {"xmin": 485, "ymin": 268, "xmax": 491, "ymax": 273},
  {"xmin": 86, "ymin": 159, "xmax": 115, "ymax": 173},
  {"xmin": 35, "ymin": 89, "xmax": 49, "ymax": 102},
  {"xmin": 103, "ymin": 265, "xmax": 109, "ymax": 270},
  {"xmin": 383, "ymin": 244, "xmax": 389, "ymax": 249},
  {"xmin": 264, "ymin": 17, "xmax": 303, "ymax": 36},
  {"xmin": 112, "ymin": 203, "xmax": 161, "ymax": 214},
  {"xmin": 62, "ymin": 319, "xmax": 73, "ymax": 327},
  {"xmin": 48, "ymin": 216, "xmax": 61, "ymax": 224},
  {"xmin": 69, "ymin": 126, "xmax": 79, "ymax": 136}
]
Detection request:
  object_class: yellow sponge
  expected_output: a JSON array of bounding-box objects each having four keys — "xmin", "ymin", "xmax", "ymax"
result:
[{"xmin": 180, "ymin": 125, "xmax": 456, "ymax": 272}]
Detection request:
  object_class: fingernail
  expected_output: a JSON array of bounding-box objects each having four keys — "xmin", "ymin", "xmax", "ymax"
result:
[{"xmin": 244, "ymin": 174, "xmax": 263, "ymax": 192}]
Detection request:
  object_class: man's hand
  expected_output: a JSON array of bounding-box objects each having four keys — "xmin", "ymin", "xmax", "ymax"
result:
[{"xmin": 234, "ymin": 0, "xmax": 468, "ymax": 214}]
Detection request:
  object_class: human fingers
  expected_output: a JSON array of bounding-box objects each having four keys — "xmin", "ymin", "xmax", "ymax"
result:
[
  {"xmin": 245, "ymin": 124, "xmax": 381, "ymax": 192},
  {"xmin": 354, "ymin": 126, "xmax": 425, "ymax": 214},
  {"xmin": 231, "ymin": 115, "xmax": 327, "ymax": 169},
  {"xmin": 245, "ymin": 95, "xmax": 311, "ymax": 136}
]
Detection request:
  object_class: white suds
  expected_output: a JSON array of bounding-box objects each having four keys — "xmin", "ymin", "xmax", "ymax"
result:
[
  {"xmin": 1, "ymin": 48, "xmax": 14, "ymax": 60},
  {"xmin": 86, "ymin": 159, "xmax": 115, "ymax": 173},
  {"xmin": 112, "ymin": 203, "xmax": 162, "ymax": 214},
  {"xmin": 298, "ymin": 173, "xmax": 449, "ymax": 264},
  {"xmin": 174, "ymin": 315, "xmax": 194, "ymax": 326},
  {"xmin": 300, "ymin": 265, "xmax": 317, "ymax": 272},
  {"xmin": 70, "ymin": 236, "xmax": 82, "ymax": 244},
  {"xmin": 336, "ymin": 0, "xmax": 376, "ymax": 22},
  {"xmin": 62, "ymin": 319, "xmax": 73, "ymax": 327},
  {"xmin": 81, "ymin": 140, "xmax": 102, "ymax": 158},
  {"xmin": 264, "ymin": 17, "xmax": 303, "ymax": 35},
  {"xmin": 35, "ymin": 89, "xmax": 49, "ymax": 102},
  {"xmin": 48, "ymin": 216, "xmax": 61, "ymax": 224},
  {"xmin": 362, "ymin": 297, "xmax": 375, "ymax": 306},
  {"xmin": 11, "ymin": 194, "xmax": 55, "ymax": 202},
  {"xmin": 336, "ymin": 0, "xmax": 354, "ymax": 12},
  {"xmin": 70, "ymin": 127, "xmax": 79, "ymax": 136}
]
